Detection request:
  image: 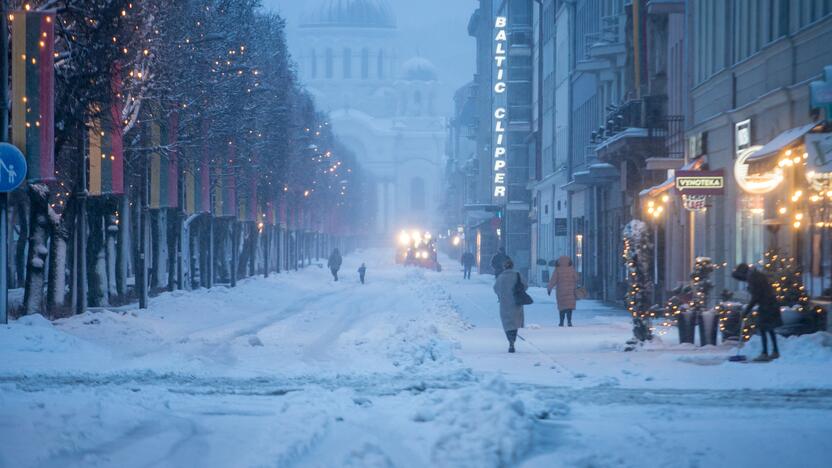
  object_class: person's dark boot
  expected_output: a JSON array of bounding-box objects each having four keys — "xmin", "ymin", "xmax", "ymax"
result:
[
  {"xmin": 769, "ymin": 351, "xmax": 780, "ymax": 360},
  {"xmin": 568, "ymin": 322, "xmax": 573, "ymax": 327},
  {"xmin": 508, "ymin": 343, "xmax": 515, "ymax": 353},
  {"xmin": 752, "ymin": 353, "xmax": 771, "ymax": 362}
]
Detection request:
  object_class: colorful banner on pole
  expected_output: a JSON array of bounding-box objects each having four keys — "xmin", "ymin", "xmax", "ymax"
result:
[
  {"xmin": 184, "ymin": 120, "xmax": 211, "ymax": 215},
  {"xmin": 184, "ymin": 154, "xmax": 210, "ymax": 215},
  {"xmin": 88, "ymin": 69, "xmax": 125, "ymax": 196},
  {"xmin": 237, "ymin": 152, "xmax": 258, "ymax": 222},
  {"xmin": 213, "ymin": 141, "xmax": 237, "ymax": 218},
  {"xmin": 11, "ymin": 10, "xmax": 55, "ymax": 183},
  {"xmin": 149, "ymin": 109, "xmax": 179, "ymax": 209}
]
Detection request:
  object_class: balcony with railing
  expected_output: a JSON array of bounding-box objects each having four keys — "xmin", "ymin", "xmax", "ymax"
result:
[{"xmin": 591, "ymin": 97, "xmax": 684, "ymax": 162}]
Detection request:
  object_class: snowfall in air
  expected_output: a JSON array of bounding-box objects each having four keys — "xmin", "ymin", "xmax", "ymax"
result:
[{"xmin": 1, "ymin": 250, "xmax": 831, "ymax": 468}]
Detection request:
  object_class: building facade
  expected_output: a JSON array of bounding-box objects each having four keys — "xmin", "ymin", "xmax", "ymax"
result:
[
  {"xmin": 295, "ymin": 0, "xmax": 446, "ymax": 239},
  {"xmin": 458, "ymin": 0, "xmax": 534, "ymax": 277},
  {"xmin": 683, "ymin": 1, "xmax": 832, "ymax": 298},
  {"xmin": 446, "ymin": 1, "xmax": 832, "ymax": 306}
]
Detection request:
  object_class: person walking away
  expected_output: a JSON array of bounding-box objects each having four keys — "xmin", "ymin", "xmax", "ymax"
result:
[
  {"xmin": 490, "ymin": 248, "xmax": 507, "ymax": 277},
  {"xmin": 358, "ymin": 263, "xmax": 367, "ymax": 284},
  {"xmin": 732, "ymin": 263, "xmax": 783, "ymax": 361},
  {"xmin": 327, "ymin": 248, "xmax": 342, "ymax": 282},
  {"xmin": 547, "ymin": 256, "xmax": 579, "ymax": 327},
  {"xmin": 493, "ymin": 258, "xmax": 526, "ymax": 353},
  {"xmin": 461, "ymin": 251, "xmax": 475, "ymax": 279}
]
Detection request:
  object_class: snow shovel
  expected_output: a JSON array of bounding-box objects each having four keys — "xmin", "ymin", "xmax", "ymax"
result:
[{"xmin": 728, "ymin": 316, "xmax": 749, "ymax": 362}]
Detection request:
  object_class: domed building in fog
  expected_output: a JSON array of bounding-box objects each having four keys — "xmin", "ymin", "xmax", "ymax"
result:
[{"xmin": 296, "ymin": 0, "xmax": 445, "ymax": 237}]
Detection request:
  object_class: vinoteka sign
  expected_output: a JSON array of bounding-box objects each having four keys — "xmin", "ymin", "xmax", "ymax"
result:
[
  {"xmin": 675, "ymin": 170, "xmax": 725, "ymax": 195},
  {"xmin": 492, "ymin": 16, "xmax": 507, "ymax": 202}
]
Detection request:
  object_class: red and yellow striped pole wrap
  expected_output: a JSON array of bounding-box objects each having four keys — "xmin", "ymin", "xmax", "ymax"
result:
[
  {"xmin": 11, "ymin": 10, "xmax": 55, "ymax": 182},
  {"xmin": 87, "ymin": 69, "xmax": 125, "ymax": 195}
]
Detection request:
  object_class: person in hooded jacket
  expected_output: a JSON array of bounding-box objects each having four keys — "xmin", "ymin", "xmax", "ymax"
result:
[
  {"xmin": 490, "ymin": 248, "xmax": 508, "ymax": 277},
  {"xmin": 493, "ymin": 258, "xmax": 526, "ymax": 353},
  {"xmin": 547, "ymin": 256, "xmax": 579, "ymax": 327},
  {"xmin": 327, "ymin": 248, "xmax": 342, "ymax": 282},
  {"xmin": 732, "ymin": 263, "xmax": 783, "ymax": 361}
]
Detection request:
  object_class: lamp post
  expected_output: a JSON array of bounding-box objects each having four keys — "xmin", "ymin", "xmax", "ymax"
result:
[{"xmin": 645, "ymin": 195, "xmax": 669, "ymax": 304}]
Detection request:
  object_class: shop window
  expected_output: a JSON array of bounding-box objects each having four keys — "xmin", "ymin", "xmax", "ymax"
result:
[{"xmin": 735, "ymin": 195, "xmax": 765, "ymax": 267}]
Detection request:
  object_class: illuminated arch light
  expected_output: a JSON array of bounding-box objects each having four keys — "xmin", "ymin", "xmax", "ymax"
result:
[{"xmin": 734, "ymin": 145, "xmax": 784, "ymax": 194}]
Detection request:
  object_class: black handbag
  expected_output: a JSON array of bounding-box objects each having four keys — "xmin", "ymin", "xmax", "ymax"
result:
[{"xmin": 513, "ymin": 273, "xmax": 533, "ymax": 306}]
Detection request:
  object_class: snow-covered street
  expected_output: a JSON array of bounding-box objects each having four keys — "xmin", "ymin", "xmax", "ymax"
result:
[{"xmin": 2, "ymin": 250, "xmax": 831, "ymax": 468}]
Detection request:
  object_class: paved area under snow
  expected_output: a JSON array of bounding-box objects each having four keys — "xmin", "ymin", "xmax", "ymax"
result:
[{"xmin": 1, "ymin": 249, "xmax": 831, "ymax": 467}]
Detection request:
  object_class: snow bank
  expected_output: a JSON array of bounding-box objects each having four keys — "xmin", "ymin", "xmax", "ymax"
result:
[
  {"xmin": 741, "ymin": 332, "xmax": 832, "ymax": 363},
  {"xmin": 414, "ymin": 377, "xmax": 540, "ymax": 467},
  {"xmin": 0, "ymin": 314, "xmax": 111, "ymax": 372}
]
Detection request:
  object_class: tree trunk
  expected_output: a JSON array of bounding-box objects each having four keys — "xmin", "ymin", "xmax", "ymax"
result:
[
  {"xmin": 87, "ymin": 208, "xmax": 108, "ymax": 308},
  {"xmin": 106, "ymin": 212, "xmax": 118, "ymax": 303},
  {"xmin": 13, "ymin": 200, "xmax": 29, "ymax": 288},
  {"xmin": 22, "ymin": 184, "xmax": 50, "ymax": 316},
  {"xmin": 116, "ymin": 193, "xmax": 129, "ymax": 297},
  {"xmin": 167, "ymin": 210, "xmax": 179, "ymax": 291},
  {"xmin": 46, "ymin": 197, "xmax": 77, "ymax": 316}
]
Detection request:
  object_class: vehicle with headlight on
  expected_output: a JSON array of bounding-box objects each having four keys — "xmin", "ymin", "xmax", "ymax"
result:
[{"xmin": 396, "ymin": 229, "xmax": 440, "ymax": 270}]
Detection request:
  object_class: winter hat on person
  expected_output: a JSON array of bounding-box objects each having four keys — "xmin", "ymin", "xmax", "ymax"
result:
[{"xmin": 731, "ymin": 263, "xmax": 750, "ymax": 282}]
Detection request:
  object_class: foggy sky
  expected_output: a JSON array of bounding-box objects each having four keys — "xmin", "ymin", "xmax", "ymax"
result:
[{"xmin": 260, "ymin": 0, "xmax": 477, "ymax": 115}]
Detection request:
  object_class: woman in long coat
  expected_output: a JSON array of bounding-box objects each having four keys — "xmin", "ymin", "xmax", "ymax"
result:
[
  {"xmin": 547, "ymin": 256, "xmax": 578, "ymax": 326},
  {"xmin": 493, "ymin": 258, "xmax": 526, "ymax": 353}
]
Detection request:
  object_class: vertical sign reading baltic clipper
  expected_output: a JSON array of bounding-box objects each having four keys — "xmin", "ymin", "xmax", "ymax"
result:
[{"xmin": 492, "ymin": 16, "xmax": 508, "ymax": 201}]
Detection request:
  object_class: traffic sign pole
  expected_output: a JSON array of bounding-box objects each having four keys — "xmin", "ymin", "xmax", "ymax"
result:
[
  {"xmin": 1, "ymin": 0, "xmax": 9, "ymax": 324},
  {"xmin": 0, "ymin": 192, "xmax": 7, "ymax": 324}
]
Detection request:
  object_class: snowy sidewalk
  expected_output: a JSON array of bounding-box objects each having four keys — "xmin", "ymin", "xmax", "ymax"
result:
[{"xmin": 1, "ymin": 249, "xmax": 831, "ymax": 467}]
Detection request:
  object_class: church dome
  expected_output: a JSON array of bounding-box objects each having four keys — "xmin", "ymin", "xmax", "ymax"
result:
[
  {"xmin": 401, "ymin": 57, "xmax": 438, "ymax": 82},
  {"xmin": 302, "ymin": 0, "xmax": 396, "ymax": 29}
]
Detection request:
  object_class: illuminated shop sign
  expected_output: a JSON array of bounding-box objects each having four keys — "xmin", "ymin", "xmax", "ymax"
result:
[
  {"xmin": 735, "ymin": 145, "xmax": 783, "ymax": 195},
  {"xmin": 492, "ymin": 15, "xmax": 507, "ymax": 202},
  {"xmin": 675, "ymin": 170, "xmax": 725, "ymax": 195}
]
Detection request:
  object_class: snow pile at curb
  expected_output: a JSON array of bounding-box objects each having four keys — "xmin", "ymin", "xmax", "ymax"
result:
[
  {"xmin": 414, "ymin": 376, "xmax": 538, "ymax": 467},
  {"xmin": 0, "ymin": 314, "xmax": 110, "ymax": 371},
  {"xmin": 741, "ymin": 332, "xmax": 832, "ymax": 362}
]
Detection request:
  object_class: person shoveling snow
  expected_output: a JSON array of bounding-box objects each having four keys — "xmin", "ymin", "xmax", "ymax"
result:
[{"xmin": 731, "ymin": 263, "xmax": 783, "ymax": 362}]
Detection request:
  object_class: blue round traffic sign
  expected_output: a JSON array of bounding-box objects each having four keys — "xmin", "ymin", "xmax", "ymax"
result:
[{"xmin": 0, "ymin": 143, "xmax": 27, "ymax": 192}]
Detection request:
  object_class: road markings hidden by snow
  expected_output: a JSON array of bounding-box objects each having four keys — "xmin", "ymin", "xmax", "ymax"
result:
[{"xmin": 2, "ymin": 249, "xmax": 832, "ymax": 467}]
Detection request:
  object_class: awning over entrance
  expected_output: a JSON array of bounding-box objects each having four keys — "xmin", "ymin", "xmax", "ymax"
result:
[
  {"xmin": 746, "ymin": 122, "xmax": 821, "ymax": 174},
  {"xmin": 639, "ymin": 157, "xmax": 705, "ymax": 198}
]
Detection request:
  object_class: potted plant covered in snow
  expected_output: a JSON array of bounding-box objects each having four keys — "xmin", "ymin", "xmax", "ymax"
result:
[{"xmin": 690, "ymin": 257, "xmax": 718, "ymax": 346}]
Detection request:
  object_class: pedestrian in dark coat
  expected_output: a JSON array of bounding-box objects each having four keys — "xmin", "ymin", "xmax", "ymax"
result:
[
  {"xmin": 732, "ymin": 263, "xmax": 783, "ymax": 361},
  {"xmin": 358, "ymin": 263, "xmax": 367, "ymax": 284},
  {"xmin": 327, "ymin": 248, "xmax": 342, "ymax": 282},
  {"xmin": 493, "ymin": 258, "xmax": 526, "ymax": 353},
  {"xmin": 490, "ymin": 248, "xmax": 508, "ymax": 277},
  {"xmin": 461, "ymin": 251, "xmax": 475, "ymax": 279},
  {"xmin": 547, "ymin": 256, "xmax": 579, "ymax": 326}
]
